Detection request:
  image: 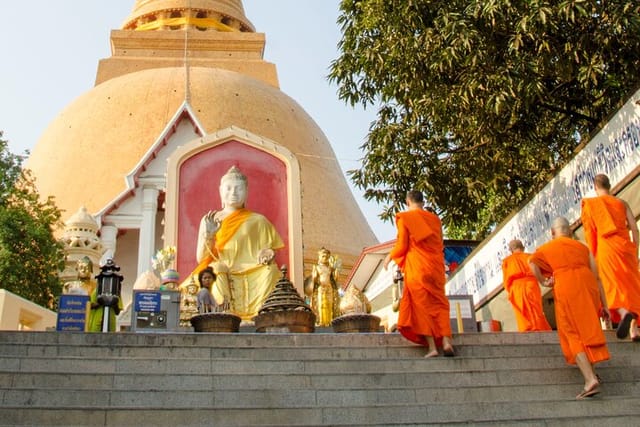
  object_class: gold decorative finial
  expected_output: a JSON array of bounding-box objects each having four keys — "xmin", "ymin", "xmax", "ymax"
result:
[{"xmin": 123, "ymin": 0, "xmax": 255, "ymax": 32}]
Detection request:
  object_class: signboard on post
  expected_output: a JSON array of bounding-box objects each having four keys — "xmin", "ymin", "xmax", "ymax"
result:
[
  {"xmin": 449, "ymin": 295, "xmax": 476, "ymax": 333},
  {"xmin": 56, "ymin": 295, "xmax": 90, "ymax": 332}
]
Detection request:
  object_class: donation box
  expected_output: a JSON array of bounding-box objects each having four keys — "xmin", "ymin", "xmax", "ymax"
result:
[{"xmin": 131, "ymin": 290, "xmax": 180, "ymax": 332}]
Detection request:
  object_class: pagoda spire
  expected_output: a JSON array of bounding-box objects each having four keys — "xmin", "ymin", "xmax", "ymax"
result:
[
  {"xmin": 122, "ymin": 0, "xmax": 254, "ymax": 32},
  {"xmin": 95, "ymin": 0, "xmax": 275, "ymax": 87}
]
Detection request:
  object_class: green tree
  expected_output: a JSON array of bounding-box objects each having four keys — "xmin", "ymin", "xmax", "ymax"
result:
[
  {"xmin": 329, "ymin": 0, "xmax": 640, "ymax": 238},
  {"xmin": 0, "ymin": 132, "xmax": 65, "ymax": 308}
]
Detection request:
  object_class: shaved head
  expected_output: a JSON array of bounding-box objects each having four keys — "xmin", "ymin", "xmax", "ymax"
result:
[
  {"xmin": 551, "ymin": 216, "xmax": 571, "ymax": 237},
  {"xmin": 406, "ymin": 190, "xmax": 424, "ymax": 204},
  {"xmin": 508, "ymin": 239, "xmax": 524, "ymax": 252},
  {"xmin": 594, "ymin": 174, "xmax": 611, "ymax": 191}
]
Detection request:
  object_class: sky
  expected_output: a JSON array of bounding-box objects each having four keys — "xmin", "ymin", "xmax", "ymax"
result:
[{"xmin": 0, "ymin": 0, "xmax": 397, "ymax": 242}]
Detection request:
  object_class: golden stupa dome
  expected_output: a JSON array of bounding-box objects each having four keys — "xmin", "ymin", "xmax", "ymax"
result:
[
  {"xmin": 27, "ymin": 65, "xmax": 377, "ymax": 260},
  {"xmin": 26, "ymin": 0, "xmax": 377, "ymax": 278}
]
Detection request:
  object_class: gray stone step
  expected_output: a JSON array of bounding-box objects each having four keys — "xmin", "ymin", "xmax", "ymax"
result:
[
  {"xmin": 446, "ymin": 417, "xmax": 640, "ymax": 427},
  {"xmin": 0, "ymin": 330, "xmax": 564, "ymax": 348},
  {"xmin": 0, "ymin": 340, "xmax": 566, "ymax": 357},
  {"xmin": 0, "ymin": 331, "xmax": 630, "ymax": 355},
  {"xmin": 1, "ymin": 333, "xmax": 637, "ymax": 361},
  {"xmin": 1, "ymin": 330, "xmax": 639, "ymax": 426},
  {"xmin": 2, "ymin": 397, "xmax": 640, "ymax": 426},
  {"xmin": 3, "ymin": 378, "xmax": 639, "ymax": 408},
  {"xmin": 2, "ymin": 350, "xmax": 639, "ymax": 376}
]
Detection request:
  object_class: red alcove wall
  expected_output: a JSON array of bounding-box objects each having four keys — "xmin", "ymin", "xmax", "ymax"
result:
[{"xmin": 176, "ymin": 141, "xmax": 289, "ymax": 277}]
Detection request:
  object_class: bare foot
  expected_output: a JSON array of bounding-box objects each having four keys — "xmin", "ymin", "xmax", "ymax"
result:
[
  {"xmin": 442, "ymin": 345, "xmax": 456, "ymax": 357},
  {"xmin": 424, "ymin": 350, "xmax": 439, "ymax": 358},
  {"xmin": 576, "ymin": 379, "xmax": 600, "ymax": 400}
]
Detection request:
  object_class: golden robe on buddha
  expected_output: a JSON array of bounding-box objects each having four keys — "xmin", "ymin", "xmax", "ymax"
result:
[{"xmin": 199, "ymin": 208, "xmax": 284, "ymax": 321}]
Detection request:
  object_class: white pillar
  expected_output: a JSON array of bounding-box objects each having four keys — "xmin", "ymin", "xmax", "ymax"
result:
[
  {"xmin": 137, "ymin": 187, "xmax": 159, "ymax": 276},
  {"xmin": 100, "ymin": 224, "xmax": 118, "ymax": 266}
]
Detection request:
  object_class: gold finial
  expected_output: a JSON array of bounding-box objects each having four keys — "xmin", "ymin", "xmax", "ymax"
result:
[{"xmin": 123, "ymin": 0, "xmax": 255, "ymax": 32}]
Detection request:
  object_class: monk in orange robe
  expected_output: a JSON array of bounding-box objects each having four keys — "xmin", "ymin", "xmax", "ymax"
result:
[
  {"xmin": 529, "ymin": 217, "xmax": 610, "ymax": 400},
  {"xmin": 383, "ymin": 190, "xmax": 454, "ymax": 358},
  {"xmin": 581, "ymin": 173, "xmax": 640, "ymax": 341},
  {"xmin": 502, "ymin": 239, "xmax": 551, "ymax": 332}
]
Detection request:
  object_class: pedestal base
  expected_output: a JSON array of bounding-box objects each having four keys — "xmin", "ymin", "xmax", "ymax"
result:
[
  {"xmin": 331, "ymin": 314, "xmax": 381, "ymax": 333},
  {"xmin": 190, "ymin": 313, "xmax": 242, "ymax": 333},
  {"xmin": 253, "ymin": 310, "xmax": 315, "ymax": 333}
]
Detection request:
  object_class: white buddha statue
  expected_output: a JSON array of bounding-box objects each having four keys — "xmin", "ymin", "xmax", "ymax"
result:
[{"xmin": 196, "ymin": 166, "xmax": 284, "ymax": 321}]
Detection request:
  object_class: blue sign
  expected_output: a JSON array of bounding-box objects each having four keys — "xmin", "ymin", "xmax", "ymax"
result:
[
  {"xmin": 56, "ymin": 295, "xmax": 90, "ymax": 332},
  {"xmin": 134, "ymin": 291, "xmax": 162, "ymax": 312}
]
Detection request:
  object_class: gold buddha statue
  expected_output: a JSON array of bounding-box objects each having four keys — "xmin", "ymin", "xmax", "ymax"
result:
[
  {"xmin": 179, "ymin": 277, "xmax": 199, "ymax": 327},
  {"xmin": 304, "ymin": 247, "xmax": 341, "ymax": 326},
  {"xmin": 63, "ymin": 256, "xmax": 97, "ymax": 296},
  {"xmin": 195, "ymin": 166, "xmax": 284, "ymax": 321}
]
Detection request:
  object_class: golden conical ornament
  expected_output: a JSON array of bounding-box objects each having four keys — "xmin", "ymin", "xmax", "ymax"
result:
[{"xmin": 123, "ymin": 0, "xmax": 254, "ymax": 32}]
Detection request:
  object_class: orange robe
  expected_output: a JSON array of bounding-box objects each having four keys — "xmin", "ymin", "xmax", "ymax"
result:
[
  {"xmin": 581, "ymin": 195, "xmax": 640, "ymax": 323},
  {"xmin": 501, "ymin": 252, "xmax": 551, "ymax": 332},
  {"xmin": 529, "ymin": 237, "xmax": 609, "ymax": 365},
  {"xmin": 389, "ymin": 209, "xmax": 451, "ymax": 345}
]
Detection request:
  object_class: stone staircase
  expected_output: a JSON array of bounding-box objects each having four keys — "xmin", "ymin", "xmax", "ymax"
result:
[{"xmin": 0, "ymin": 330, "xmax": 639, "ymax": 426}]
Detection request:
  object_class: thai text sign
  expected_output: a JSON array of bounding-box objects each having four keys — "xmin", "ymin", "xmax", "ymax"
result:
[
  {"xmin": 134, "ymin": 291, "xmax": 161, "ymax": 312},
  {"xmin": 56, "ymin": 295, "xmax": 90, "ymax": 331}
]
